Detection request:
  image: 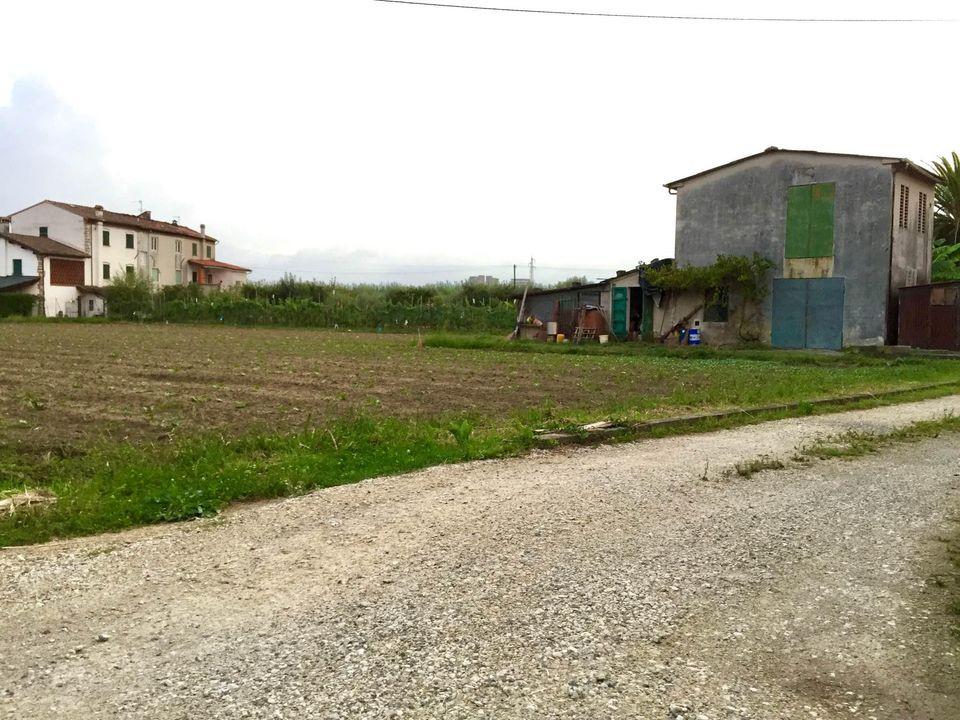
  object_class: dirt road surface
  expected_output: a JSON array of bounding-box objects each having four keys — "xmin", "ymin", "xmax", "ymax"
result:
[{"xmin": 3, "ymin": 397, "xmax": 960, "ymax": 719}]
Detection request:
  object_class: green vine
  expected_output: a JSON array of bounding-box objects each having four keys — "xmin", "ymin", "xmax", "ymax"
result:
[{"xmin": 646, "ymin": 253, "xmax": 775, "ymax": 301}]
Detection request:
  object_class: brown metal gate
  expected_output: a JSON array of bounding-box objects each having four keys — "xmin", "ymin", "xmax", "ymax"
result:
[{"xmin": 898, "ymin": 283, "xmax": 960, "ymax": 350}]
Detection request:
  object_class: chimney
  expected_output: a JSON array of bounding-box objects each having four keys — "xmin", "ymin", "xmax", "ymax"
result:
[
  {"xmin": 94, "ymin": 204, "xmax": 104, "ymax": 219},
  {"xmin": 0, "ymin": 216, "xmax": 9, "ymax": 234},
  {"xmin": 200, "ymin": 223, "xmax": 206, "ymax": 239},
  {"xmin": 138, "ymin": 210, "xmax": 152, "ymax": 220}
]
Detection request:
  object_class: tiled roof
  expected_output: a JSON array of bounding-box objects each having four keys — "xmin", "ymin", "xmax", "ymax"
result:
[
  {"xmin": 1, "ymin": 232, "xmax": 90, "ymax": 258},
  {"xmin": 187, "ymin": 258, "xmax": 251, "ymax": 273},
  {"xmin": 22, "ymin": 201, "xmax": 218, "ymax": 242},
  {"xmin": 0, "ymin": 275, "xmax": 39, "ymax": 291}
]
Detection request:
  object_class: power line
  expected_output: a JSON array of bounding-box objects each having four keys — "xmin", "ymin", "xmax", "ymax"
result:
[{"xmin": 373, "ymin": 0, "xmax": 949, "ymax": 23}]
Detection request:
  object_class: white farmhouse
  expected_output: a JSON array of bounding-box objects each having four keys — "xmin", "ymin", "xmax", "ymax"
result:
[
  {"xmin": 7, "ymin": 200, "xmax": 250, "ymax": 289},
  {"xmin": 0, "ymin": 228, "xmax": 94, "ymax": 317}
]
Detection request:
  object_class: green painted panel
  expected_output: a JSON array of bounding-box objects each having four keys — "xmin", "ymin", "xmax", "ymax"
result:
[
  {"xmin": 808, "ymin": 182, "xmax": 835, "ymax": 258},
  {"xmin": 611, "ymin": 287, "xmax": 628, "ymax": 337},
  {"xmin": 641, "ymin": 293, "xmax": 653, "ymax": 339},
  {"xmin": 785, "ymin": 185, "xmax": 811, "ymax": 258}
]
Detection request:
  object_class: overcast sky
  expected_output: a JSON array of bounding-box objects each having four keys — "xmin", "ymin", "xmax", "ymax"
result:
[{"xmin": 1, "ymin": 1, "xmax": 957, "ymax": 284}]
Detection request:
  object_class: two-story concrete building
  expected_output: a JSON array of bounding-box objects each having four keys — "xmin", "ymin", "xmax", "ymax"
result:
[{"xmin": 659, "ymin": 148, "xmax": 938, "ymax": 348}]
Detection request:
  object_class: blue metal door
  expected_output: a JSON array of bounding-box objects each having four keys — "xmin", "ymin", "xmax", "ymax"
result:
[
  {"xmin": 772, "ymin": 278, "xmax": 844, "ymax": 350},
  {"xmin": 805, "ymin": 278, "xmax": 844, "ymax": 350},
  {"xmin": 771, "ymin": 279, "xmax": 807, "ymax": 349}
]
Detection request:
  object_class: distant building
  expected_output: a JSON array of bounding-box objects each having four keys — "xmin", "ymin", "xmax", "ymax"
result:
[
  {"xmin": 467, "ymin": 275, "xmax": 500, "ymax": 285},
  {"xmin": 7, "ymin": 200, "xmax": 250, "ymax": 290},
  {"xmin": 1, "ymin": 200, "xmax": 251, "ymax": 317}
]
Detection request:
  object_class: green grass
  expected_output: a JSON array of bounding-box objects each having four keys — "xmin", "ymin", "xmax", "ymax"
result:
[
  {"xmin": 733, "ymin": 456, "xmax": 786, "ymax": 478},
  {"xmin": 799, "ymin": 415, "xmax": 960, "ymax": 460},
  {"xmin": 0, "ymin": 415, "xmax": 536, "ymax": 546}
]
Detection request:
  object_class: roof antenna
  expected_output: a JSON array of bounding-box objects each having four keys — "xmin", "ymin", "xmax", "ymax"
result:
[{"xmin": 132, "ymin": 200, "xmax": 143, "ymax": 214}]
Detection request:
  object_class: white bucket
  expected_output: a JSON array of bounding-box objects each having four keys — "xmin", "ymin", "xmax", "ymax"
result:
[
  {"xmin": 546, "ymin": 321, "xmax": 558, "ymax": 335},
  {"xmin": 599, "ymin": 334, "xmax": 609, "ymax": 344}
]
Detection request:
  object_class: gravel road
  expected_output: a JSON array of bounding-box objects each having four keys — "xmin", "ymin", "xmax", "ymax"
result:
[{"xmin": 3, "ymin": 397, "xmax": 960, "ymax": 720}]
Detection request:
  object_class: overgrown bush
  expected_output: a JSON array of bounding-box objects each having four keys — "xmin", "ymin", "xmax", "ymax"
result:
[
  {"xmin": 0, "ymin": 293, "xmax": 37, "ymax": 318},
  {"xmin": 103, "ymin": 272, "xmax": 154, "ymax": 320}
]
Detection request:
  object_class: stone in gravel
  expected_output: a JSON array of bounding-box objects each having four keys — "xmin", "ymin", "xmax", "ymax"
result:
[{"xmin": 96, "ymin": 634, "xmax": 110, "ymax": 643}]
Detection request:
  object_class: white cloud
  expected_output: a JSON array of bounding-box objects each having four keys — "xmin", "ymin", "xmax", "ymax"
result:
[{"xmin": 1, "ymin": 0, "xmax": 957, "ymax": 284}]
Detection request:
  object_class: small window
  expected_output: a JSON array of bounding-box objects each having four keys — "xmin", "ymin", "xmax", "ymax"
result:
[
  {"xmin": 126, "ymin": 265, "xmax": 135, "ymax": 278},
  {"xmin": 191, "ymin": 270, "xmax": 198, "ymax": 283},
  {"xmin": 175, "ymin": 239, "xmax": 182, "ymax": 254},
  {"xmin": 205, "ymin": 245, "xmax": 212, "ymax": 259},
  {"xmin": 703, "ymin": 288, "xmax": 729, "ymax": 323},
  {"xmin": 898, "ymin": 185, "xmax": 910, "ymax": 229},
  {"xmin": 102, "ymin": 263, "xmax": 110, "ymax": 280},
  {"xmin": 150, "ymin": 236, "xmax": 158, "ymax": 251},
  {"xmin": 152, "ymin": 268, "xmax": 160, "ymax": 284},
  {"xmin": 126, "ymin": 233, "xmax": 135, "ymax": 249},
  {"xmin": 175, "ymin": 269, "xmax": 182, "ymax": 284},
  {"xmin": 206, "ymin": 272, "xmax": 214, "ymax": 284},
  {"xmin": 917, "ymin": 192, "xmax": 928, "ymax": 234},
  {"xmin": 192, "ymin": 242, "xmax": 198, "ymax": 256},
  {"xmin": 38, "ymin": 226, "xmax": 48, "ymax": 237},
  {"xmin": 102, "ymin": 230, "xmax": 110, "ymax": 246},
  {"xmin": 12, "ymin": 259, "xmax": 22, "ymax": 276},
  {"xmin": 88, "ymin": 299, "xmax": 95, "ymax": 311}
]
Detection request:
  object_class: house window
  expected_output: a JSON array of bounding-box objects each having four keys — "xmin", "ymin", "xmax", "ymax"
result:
[
  {"xmin": 150, "ymin": 236, "xmax": 158, "ymax": 251},
  {"xmin": 206, "ymin": 272, "xmax": 214, "ymax": 284},
  {"xmin": 102, "ymin": 263, "xmax": 111, "ymax": 280},
  {"xmin": 175, "ymin": 239, "xmax": 182, "ymax": 254},
  {"xmin": 917, "ymin": 191, "xmax": 928, "ymax": 234},
  {"xmin": 191, "ymin": 270, "xmax": 198, "ymax": 283},
  {"xmin": 102, "ymin": 230, "xmax": 110, "ymax": 246},
  {"xmin": 704, "ymin": 288, "xmax": 730, "ymax": 323},
  {"xmin": 152, "ymin": 268, "xmax": 160, "ymax": 284},
  {"xmin": 38, "ymin": 226, "xmax": 48, "ymax": 237},
  {"xmin": 12, "ymin": 259, "xmax": 22, "ymax": 276},
  {"xmin": 88, "ymin": 299, "xmax": 95, "ymax": 312},
  {"xmin": 175, "ymin": 269, "xmax": 182, "ymax": 284},
  {"xmin": 50, "ymin": 259, "xmax": 85, "ymax": 286},
  {"xmin": 898, "ymin": 185, "xmax": 910, "ymax": 229},
  {"xmin": 126, "ymin": 265, "xmax": 135, "ymax": 278},
  {"xmin": 205, "ymin": 245, "xmax": 212, "ymax": 259},
  {"xmin": 192, "ymin": 242, "xmax": 198, "ymax": 256},
  {"xmin": 786, "ymin": 183, "xmax": 836, "ymax": 258},
  {"xmin": 126, "ymin": 233, "xmax": 135, "ymax": 249}
]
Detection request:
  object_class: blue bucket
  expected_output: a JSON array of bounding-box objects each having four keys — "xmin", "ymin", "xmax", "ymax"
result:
[{"xmin": 687, "ymin": 327, "xmax": 701, "ymax": 345}]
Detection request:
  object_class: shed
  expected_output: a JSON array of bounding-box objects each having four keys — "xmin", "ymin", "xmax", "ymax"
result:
[{"xmin": 898, "ymin": 282, "xmax": 960, "ymax": 350}]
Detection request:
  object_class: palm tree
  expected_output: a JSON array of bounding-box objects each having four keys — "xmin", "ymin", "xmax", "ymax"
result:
[{"xmin": 933, "ymin": 152, "xmax": 960, "ymax": 245}]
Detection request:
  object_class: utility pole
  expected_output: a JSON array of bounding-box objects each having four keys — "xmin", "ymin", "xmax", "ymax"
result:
[
  {"xmin": 528, "ymin": 256, "xmax": 534, "ymax": 287},
  {"xmin": 513, "ymin": 264, "xmax": 516, "ymax": 289}
]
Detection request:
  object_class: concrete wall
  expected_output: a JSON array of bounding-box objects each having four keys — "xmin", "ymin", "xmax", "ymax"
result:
[
  {"xmin": 10, "ymin": 203, "xmax": 86, "ymax": 250},
  {"xmin": 890, "ymin": 169, "xmax": 934, "ymax": 289},
  {"xmin": 672, "ymin": 152, "xmax": 896, "ymax": 346},
  {"xmin": 653, "ymin": 288, "xmax": 754, "ymax": 345}
]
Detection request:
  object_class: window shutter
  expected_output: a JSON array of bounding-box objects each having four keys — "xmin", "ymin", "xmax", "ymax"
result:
[
  {"xmin": 785, "ymin": 185, "xmax": 811, "ymax": 258},
  {"xmin": 808, "ymin": 183, "xmax": 835, "ymax": 257}
]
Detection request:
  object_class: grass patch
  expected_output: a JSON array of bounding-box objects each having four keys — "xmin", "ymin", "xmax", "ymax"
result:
[
  {"xmin": 799, "ymin": 415, "xmax": 960, "ymax": 460},
  {"xmin": 733, "ymin": 455, "xmax": 786, "ymax": 478},
  {"xmin": 0, "ymin": 415, "xmax": 535, "ymax": 547}
]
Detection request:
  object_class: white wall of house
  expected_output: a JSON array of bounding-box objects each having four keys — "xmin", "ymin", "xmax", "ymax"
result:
[
  {"xmin": 1, "ymin": 238, "xmax": 40, "ymax": 277},
  {"xmin": 10, "ymin": 203, "xmax": 87, "ymax": 250},
  {"xmin": 42, "ymin": 257, "xmax": 89, "ymax": 317},
  {"xmin": 94, "ymin": 223, "xmax": 139, "ymax": 285}
]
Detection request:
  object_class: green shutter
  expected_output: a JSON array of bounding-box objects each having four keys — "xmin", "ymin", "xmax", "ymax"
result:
[
  {"xmin": 786, "ymin": 182, "xmax": 835, "ymax": 258},
  {"xmin": 808, "ymin": 183, "xmax": 835, "ymax": 257},
  {"xmin": 785, "ymin": 185, "xmax": 811, "ymax": 258}
]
